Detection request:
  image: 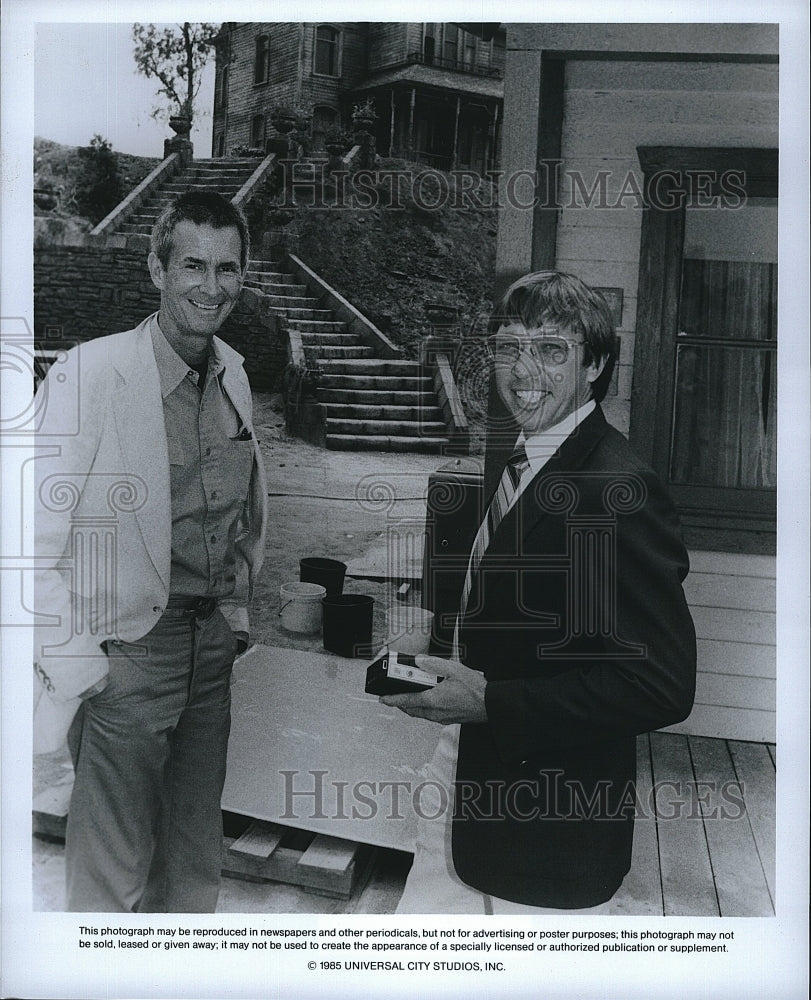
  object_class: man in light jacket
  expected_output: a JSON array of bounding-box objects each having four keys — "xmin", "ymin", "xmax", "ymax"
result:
[{"xmin": 33, "ymin": 191, "xmax": 267, "ymax": 912}]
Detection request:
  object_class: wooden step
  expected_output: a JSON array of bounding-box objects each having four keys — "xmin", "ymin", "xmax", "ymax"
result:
[
  {"xmin": 319, "ymin": 375, "xmax": 433, "ymax": 391},
  {"xmin": 223, "ymin": 819, "xmax": 375, "ymax": 900},
  {"xmin": 262, "ymin": 294, "xmax": 322, "ymax": 309},
  {"xmin": 244, "ymin": 277, "xmax": 308, "ymax": 296},
  {"xmin": 163, "ymin": 181, "xmax": 243, "ymax": 193},
  {"xmin": 308, "ymin": 346, "xmax": 376, "ymax": 360},
  {"xmin": 317, "ymin": 388, "xmax": 436, "ymax": 405},
  {"xmin": 318, "ymin": 359, "xmax": 425, "ymax": 376},
  {"xmin": 247, "ymin": 261, "xmax": 288, "ymax": 272},
  {"xmin": 287, "ymin": 319, "xmax": 348, "ymax": 333},
  {"xmin": 326, "ymin": 434, "xmax": 450, "ymax": 454},
  {"xmin": 326, "ymin": 417, "xmax": 448, "ymax": 436},
  {"xmin": 321, "ymin": 403, "xmax": 443, "ymax": 421},
  {"xmin": 299, "ymin": 332, "xmax": 361, "ymax": 346}
]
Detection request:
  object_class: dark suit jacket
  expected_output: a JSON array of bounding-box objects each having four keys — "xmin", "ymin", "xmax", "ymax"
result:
[{"xmin": 452, "ymin": 406, "xmax": 696, "ymax": 908}]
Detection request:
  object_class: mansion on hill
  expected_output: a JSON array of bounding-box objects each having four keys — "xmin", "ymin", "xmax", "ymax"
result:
[{"xmin": 211, "ymin": 22, "xmax": 505, "ymax": 174}]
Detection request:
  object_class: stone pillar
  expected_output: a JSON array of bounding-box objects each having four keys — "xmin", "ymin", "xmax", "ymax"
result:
[
  {"xmin": 163, "ymin": 136, "xmax": 193, "ymax": 163},
  {"xmin": 166, "ymin": 114, "xmax": 194, "ymax": 163}
]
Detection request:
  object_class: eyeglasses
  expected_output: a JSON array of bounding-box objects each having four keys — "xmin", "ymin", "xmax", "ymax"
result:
[{"xmin": 486, "ymin": 333, "xmax": 585, "ymax": 367}]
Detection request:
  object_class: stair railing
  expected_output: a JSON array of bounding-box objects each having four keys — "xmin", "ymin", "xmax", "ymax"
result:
[
  {"xmin": 420, "ymin": 338, "xmax": 471, "ymax": 455},
  {"xmin": 89, "ymin": 153, "xmax": 184, "ymax": 239},
  {"xmin": 232, "ymin": 153, "xmax": 278, "ymax": 209},
  {"xmin": 285, "ymin": 253, "xmax": 400, "ymax": 360}
]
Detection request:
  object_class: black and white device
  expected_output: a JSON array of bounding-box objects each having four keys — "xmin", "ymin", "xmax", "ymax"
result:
[{"xmin": 365, "ymin": 648, "xmax": 444, "ymax": 696}]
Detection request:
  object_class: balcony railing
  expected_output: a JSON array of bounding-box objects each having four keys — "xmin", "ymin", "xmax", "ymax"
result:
[{"xmin": 376, "ymin": 51, "xmax": 503, "ymax": 81}]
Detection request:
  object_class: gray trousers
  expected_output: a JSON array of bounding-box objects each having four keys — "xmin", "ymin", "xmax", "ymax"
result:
[{"xmin": 65, "ymin": 604, "xmax": 238, "ymax": 912}]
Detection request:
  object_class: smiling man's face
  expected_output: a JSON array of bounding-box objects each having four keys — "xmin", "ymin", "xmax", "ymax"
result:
[
  {"xmin": 148, "ymin": 220, "xmax": 244, "ymax": 363},
  {"xmin": 491, "ymin": 322, "xmax": 606, "ymax": 435}
]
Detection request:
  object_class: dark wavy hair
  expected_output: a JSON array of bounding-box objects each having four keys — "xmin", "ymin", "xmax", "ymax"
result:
[
  {"xmin": 489, "ymin": 270, "xmax": 618, "ymax": 402},
  {"xmin": 150, "ymin": 191, "xmax": 250, "ymax": 271}
]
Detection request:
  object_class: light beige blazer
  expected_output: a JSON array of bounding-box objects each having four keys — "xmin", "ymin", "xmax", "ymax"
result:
[{"xmin": 33, "ymin": 315, "xmax": 268, "ymax": 713}]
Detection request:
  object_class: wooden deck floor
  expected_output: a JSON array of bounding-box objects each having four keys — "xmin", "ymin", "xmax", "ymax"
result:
[
  {"xmin": 605, "ymin": 733, "xmax": 775, "ymax": 917},
  {"xmin": 32, "ymin": 732, "xmax": 775, "ymax": 915}
]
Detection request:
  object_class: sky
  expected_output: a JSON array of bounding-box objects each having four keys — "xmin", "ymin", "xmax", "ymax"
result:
[{"xmin": 35, "ymin": 22, "xmax": 215, "ymax": 158}]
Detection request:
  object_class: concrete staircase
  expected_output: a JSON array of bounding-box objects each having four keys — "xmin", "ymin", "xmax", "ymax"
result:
[
  {"xmin": 244, "ymin": 258, "xmax": 452, "ymax": 453},
  {"xmin": 93, "ymin": 150, "xmax": 462, "ymax": 454},
  {"xmin": 114, "ymin": 159, "xmax": 262, "ymax": 238}
]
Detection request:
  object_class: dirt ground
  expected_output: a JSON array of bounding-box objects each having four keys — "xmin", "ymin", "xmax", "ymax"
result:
[{"xmin": 249, "ymin": 392, "xmax": 462, "ymax": 651}]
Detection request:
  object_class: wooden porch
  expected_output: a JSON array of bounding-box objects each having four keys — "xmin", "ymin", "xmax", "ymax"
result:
[
  {"xmin": 33, "ymin": 730, "xmax": 775, "ymax": 915},
  {"xmin": 605, "ymin": 732, "xmax": 775, "ymax": 917}
]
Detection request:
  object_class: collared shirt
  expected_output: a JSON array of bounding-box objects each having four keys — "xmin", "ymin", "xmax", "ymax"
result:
[
  {"xmin": 150, "ymin": 315, "xmax": 254, "ymax": 597},
  {"xmin": 507, "ymin": 399, "xmax": 596, "ymax": 515},
  {"xmin": 452, "ymin": 400, "xmax": 597, "ymax": 659}
]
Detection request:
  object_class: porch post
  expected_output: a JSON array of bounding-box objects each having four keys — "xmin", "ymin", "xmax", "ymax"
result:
[
  {"xmin": 488, "ymin": 101, "xmax": 500, "ymax": 172},
  {"xmin": 407, "ymin": 87, "xmax": 416, "ymax": 157},
  {"xmin": 452, "ymin": 96, "xmax": 461, "ymax": 170}
]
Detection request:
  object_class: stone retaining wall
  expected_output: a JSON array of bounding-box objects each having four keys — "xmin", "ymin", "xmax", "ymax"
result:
[{"xmin": 34, "ymin": 244, "xmax": 287, "ymax": 393}]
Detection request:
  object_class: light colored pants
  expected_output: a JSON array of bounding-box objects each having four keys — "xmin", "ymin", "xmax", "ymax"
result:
[
  {"xmin": 65, "ymin": 605, "xmax": 238, "ymax": 912},
  {"xmin": 397, "ymin": 726, "xmax": 613, "ymax": 915}
]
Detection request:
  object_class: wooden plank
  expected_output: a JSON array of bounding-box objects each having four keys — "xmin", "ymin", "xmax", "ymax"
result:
[
  {"xmin": 688, "ymin": 736, "xmax": 774, "ymax": 916},
  {"xmin": 230, "ymin": 820, "xmax": 286, "ymax": 859},
  {"xmin": 558, "ymin": 199, "xmax": 642, "ymax": 230},
  {"xmin": 606, "ymin": 733, "xmax": 663, "ymax": 915},
  {"xmin": 553, "ymin": 258, "xmax": 640, "ymax": 293},
  {"xmin": 556, "ymin": 229, "xmax": 642, "ymax": 262},
  {"xmin": 649, "ymin": 731, "xmax": 718, "ymax": 916},
  {"xmin": 684, "ymin": 572, "xmax": 775, "ymax": 611},
  {"xmin": 32, "ymin": 780, "xmax": 73, "ymax": 841},
  {"xmin": 694, "ymin": 672, "xmax": 774, "ymax": 713},
  {"xmin": 222, "ymin": 835, "xmax": 368, "ymax": 900},
  {"xmin": 695, "ymin": 638, "xmax": 775, "ymax": 679},
  {"xmin": 566, "ymin": 59, "xmax": 779, "ymax": 95},
  {"xmin": 690, "ymin": 606, "xmax": 775, "ymax": 645},
  {"xmin": 563, "ymin": 124, "xmax": 776, "ymax": 160},
  {"xmin": 664, "ymin": 704, "xmax": 775, "ymax": 744},
  {"xmin": 564, "ymin": 90, "xmax": 777, "ymax": 129},
  {"xmin": 727, "ymin": 740, "xmax": 775, "ymax": 903},
  {"xmin": 687, "ymin": 551, "xmax": 775, "ymax": 578},
  {"xmin": 298, "ymin": 834, "xmax": 357, "ymax": 874}
]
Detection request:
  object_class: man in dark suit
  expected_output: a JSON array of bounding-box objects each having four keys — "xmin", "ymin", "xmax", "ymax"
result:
[{"xmin": 383, "ymin": 270, "xmax": 696, "ymax": 913}]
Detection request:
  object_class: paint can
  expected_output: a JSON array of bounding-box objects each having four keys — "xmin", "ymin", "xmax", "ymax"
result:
[
  {"xmin": 385, "ymin": 606, "xmax": 435, "ymax": 655},
  {"xmin": 279, "ymin": 582, "xmax": 326, "ymax": 634},
  {"xmin": 322, "ymin": 594, "xmax": 374, "ymax": 658}
]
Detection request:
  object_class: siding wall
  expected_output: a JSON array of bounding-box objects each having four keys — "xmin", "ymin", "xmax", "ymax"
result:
[
  {"xmin": 556, "ymin": 59, "xmax": 778, "ymax": 438},
  {"xmin": 555, "ymin": 59, "xmax": 778, "ymax": 742},
  {"xmin": 667, "ymin": 552, "xmax": 776, "ymax": 742},
  {"xmin": 215, "ymin": 23, "xmax": 372, "ymax": 151},
  {"xmin": 498, "ymin": 44, "xmax": 778, "ymax": 742},
  {"xmin": 300, "ymin": 22, "xmax": 369, "ymax": 106},
  {"xmin": 368, "ymin": 23, "xmax": 410, "ymax": 70},
  {"xmin": 219, "ymin": 23, "xmax": 302, "ymax": 151}
]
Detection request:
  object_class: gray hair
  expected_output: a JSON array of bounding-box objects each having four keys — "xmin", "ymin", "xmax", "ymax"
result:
[{"xmin": 150, "ymin": 191, "xmax": 250, "ymax": 271}]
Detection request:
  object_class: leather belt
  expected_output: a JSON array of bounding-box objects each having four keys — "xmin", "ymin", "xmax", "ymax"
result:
[{"xmin": 164, "ymin": 595, "xmax": 217, "ymax": 616}]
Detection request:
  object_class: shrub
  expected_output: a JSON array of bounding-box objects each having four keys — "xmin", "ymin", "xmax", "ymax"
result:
[{"xmin": 74, "ymin": 135, "xmax": 124, "ymax": 225}]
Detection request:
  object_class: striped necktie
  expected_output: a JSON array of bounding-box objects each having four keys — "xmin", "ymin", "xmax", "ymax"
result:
[{"xmin": 457, "ymin": 447, "xmax": 531, "ymax": 625}]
